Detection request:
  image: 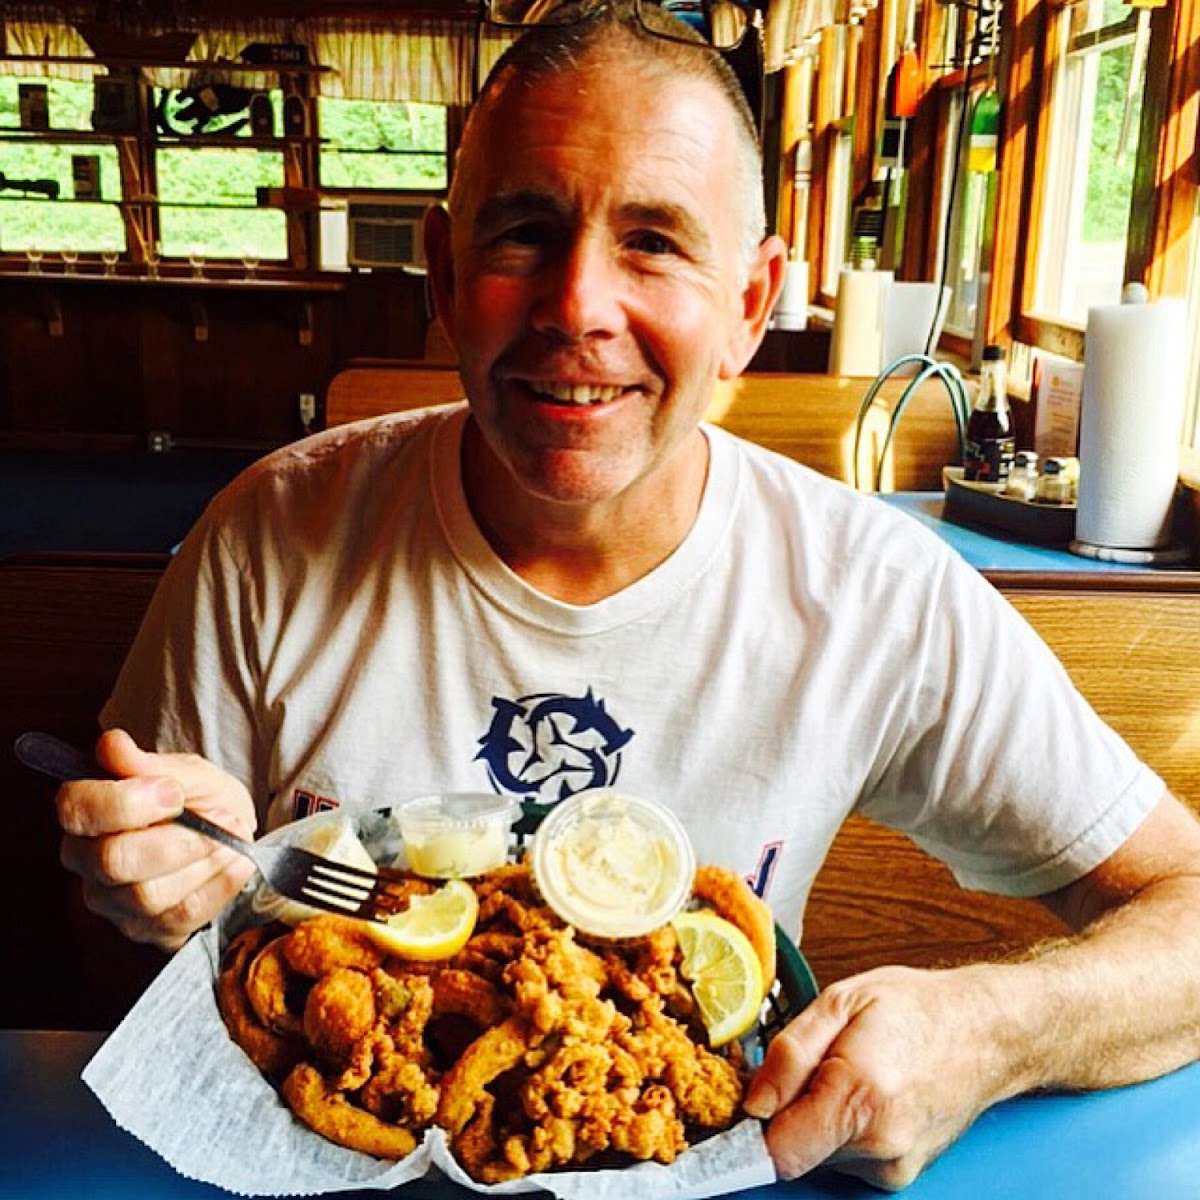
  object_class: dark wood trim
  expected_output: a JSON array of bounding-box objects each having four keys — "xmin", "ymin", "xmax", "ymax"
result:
[
  {"xmin": 852, "ymin": 6, "xmax": 883, "ymax": 207},
  {"xmin": 806, "ymin": 26, "xmax": 841, "ymax": 301},
  {"xmin": 987, "ymin": 0, "xmax": 1051, "ymax": 348},
  {"xmin": 0, "ymin": 550, "xmax": 173, "ymax": 570},
  {"xmin": 984, "ymin": 570, "xmax": 1200, "ymax": 593},
  {"xmin": 1125, "ymin": 0, "xmax": 1200, "ymax": 296},
  {"xmin": 1012, "ymin": 312, "xmax": 1085, "ymax": 363}
]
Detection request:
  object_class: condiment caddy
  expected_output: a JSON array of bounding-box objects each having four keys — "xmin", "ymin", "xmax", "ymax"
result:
[{"xmin": 943, "ymin": 465, "xmax": 1077, "ymax": 545}]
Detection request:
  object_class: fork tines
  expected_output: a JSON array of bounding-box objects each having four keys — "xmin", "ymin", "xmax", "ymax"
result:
[{"xmin": 300, "ymin": 856, "xmax": 410, "ymax": 921}]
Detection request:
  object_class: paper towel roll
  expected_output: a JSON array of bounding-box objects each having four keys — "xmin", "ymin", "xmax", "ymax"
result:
[
  {"xmin": 771, "ymin": 259, "xmax": 809, "ymax": 331},
  {"xmin": 828, "ymin": 265, "xmax": 893, "ymax": 376},
  {"xmin": 1074, "ymin": 296, "xmax": 1187, "ymax": 554}
]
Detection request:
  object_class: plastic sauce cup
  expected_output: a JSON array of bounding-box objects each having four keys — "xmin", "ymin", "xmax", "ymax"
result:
[
  {"xmin": 395, "ymin": 793, "xmax": 519, "ymax": 879},
  {"xmin": 530, "ymin": 789, "xmax": 695, "ymax": 941}
]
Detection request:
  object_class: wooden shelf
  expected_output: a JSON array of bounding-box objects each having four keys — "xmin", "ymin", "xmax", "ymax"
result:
[
  {"xmin": 0, "ymin": 269, "xmax": 344, "ymax": 292},
  {"xmin": 0, "ymin": 196, "xmax": 279, "ymax": 211},
  {"xmin": 0, "ymin": 270, "xmax": 343, "ymax": 343},
  {"xmin": 0, "ymin": 54, "xmax": 330, "ymax": 74},
  {"xmin": 0, "ymin": 128, "xmax": 322, "ymax": 149}
]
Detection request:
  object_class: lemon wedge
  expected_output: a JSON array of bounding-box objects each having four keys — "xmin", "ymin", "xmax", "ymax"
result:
[
  {"xmin": 362, "ymin": 878, "xmax": 479, "ymax": 961},
  {"xmin": 670, "ymin": 909, "xmax": 765, "ymax": 1047}
]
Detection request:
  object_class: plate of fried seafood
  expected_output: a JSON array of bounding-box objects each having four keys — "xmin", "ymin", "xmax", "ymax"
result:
[{"xmin": 82, "ymin": 802, "xmax": 818, "ymax": 1199}]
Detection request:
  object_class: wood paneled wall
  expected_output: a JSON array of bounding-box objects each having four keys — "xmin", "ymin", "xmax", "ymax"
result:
[{"xmin": 0, "ymin": 272, "xmax": 431, "ymax": 449}]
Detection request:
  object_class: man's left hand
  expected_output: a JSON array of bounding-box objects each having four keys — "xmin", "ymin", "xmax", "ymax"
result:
[{"xmin": 745, "ymin": 963, "xmax": 1023, "ymax": 1190}]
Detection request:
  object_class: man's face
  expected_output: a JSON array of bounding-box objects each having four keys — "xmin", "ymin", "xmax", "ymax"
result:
[{"xmin": 427, "ymin": 52, "xmax": 780, "ymax": 515}]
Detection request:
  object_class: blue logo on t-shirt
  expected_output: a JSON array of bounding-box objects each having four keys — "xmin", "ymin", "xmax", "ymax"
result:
[{"xmin": 475, "ymin": 689, "xmax": 634, "ymax": 809}]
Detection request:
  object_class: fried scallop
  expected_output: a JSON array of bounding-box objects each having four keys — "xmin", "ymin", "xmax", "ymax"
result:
[
  {"xmin": 303, "ymin": 967, "xmax": 377, "ymax": 1067},
  {"xmin": 283, "ymin": 914, "xmax": 384, "ymax": 977}
]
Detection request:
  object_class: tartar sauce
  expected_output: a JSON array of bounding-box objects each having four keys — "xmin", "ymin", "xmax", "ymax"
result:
[{"xmin": 530, "ymin": 790, "xmax": 695, "ymax": 939}]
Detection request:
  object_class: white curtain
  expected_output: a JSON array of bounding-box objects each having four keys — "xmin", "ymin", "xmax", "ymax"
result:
[
  {"xmin": 0, "ymin": 15, "xmax": 484, "ymax": 105},
  {"xmin": 1, "ymin": 21, "xmax": 99, "ymax": 80},
  {"xmin": 313, "ymin": 21, "xmax": 476, "ymax": 105}
]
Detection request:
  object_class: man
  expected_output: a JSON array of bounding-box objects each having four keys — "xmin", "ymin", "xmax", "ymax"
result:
[{"xmin": 56, "ymin": 2, "xmax": 1200, "ymax": 1189}]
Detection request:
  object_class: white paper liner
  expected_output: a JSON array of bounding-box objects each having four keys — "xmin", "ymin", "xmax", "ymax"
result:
[{"xmin": 81, "ymin": 810, "xmax": 777, "ymax": 1199}]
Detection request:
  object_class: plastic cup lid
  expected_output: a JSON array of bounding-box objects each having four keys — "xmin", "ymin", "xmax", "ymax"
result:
[{"xmin": 395, "ymin": 792, "xmax": 518, "ymax": 835}]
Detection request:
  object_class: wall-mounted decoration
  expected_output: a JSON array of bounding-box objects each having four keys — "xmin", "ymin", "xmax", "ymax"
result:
[
  {"xmin": 18, "ymin": 83, "xmax": 49, "ymax": 130},
  {"xmin": 155, "ymin": 84, "xmax": 252, "ymax": 137}
]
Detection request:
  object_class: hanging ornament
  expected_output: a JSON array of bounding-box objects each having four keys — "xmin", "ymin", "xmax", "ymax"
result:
[
  {"xmin": 967, "ymin": 88, "xmax": 1001, "ymax": 173},
  {"xmin": 887, "ymin": 47, "xmax": 922, "ymax": 120}
]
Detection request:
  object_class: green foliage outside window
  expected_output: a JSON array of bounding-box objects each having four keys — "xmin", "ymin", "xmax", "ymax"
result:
[
  {"xmin": 317, "ymin": 97, "xmax": 447, "ymax": 190},
  {"xmin": 0, "ymin": 75, "xmax": 448, "ymax": 262},
  {"xmin": 1082, "ymin": 41, "xmax": 1141, "ymax": 244},
  {"xmin": 0, "ymin": 77, "xmax": 125, "ymax": 252}
]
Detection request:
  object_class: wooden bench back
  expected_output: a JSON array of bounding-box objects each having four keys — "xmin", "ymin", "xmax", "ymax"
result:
[
  {"xmin": 803, "ymin": 574, "xmax": 1200, "ymax": 987},
  {"xmin": 0, "ymin": 553, "xmax": 172, "ymax": 1029},
  {"xmin": 324, "ymin": 365, "xmax": 963, "ymax": 493},
  {"xmin": 325, "ymin": 363, "xmax": 465, "ymax": 427},
  {"xmin": 710, "ymin": 373, "xmax": 961, "ymax": 492},
  {"xmin": 5, "ymin": 556, "xmax": 1198, "ymax": 1011}
]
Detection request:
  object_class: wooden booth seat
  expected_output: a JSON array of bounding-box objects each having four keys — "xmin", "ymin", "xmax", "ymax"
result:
[
  {"xmin": 5, "ymin": 486, "xmax": 1199, "ymax": 1023},
  {"xmin": 803, "ymin": 573, "xmax": 1200, "ymax": 984},
  {"xmin": 325, "ymin": 361, "xmax": 466, "ymax": 426},
  {"xmin": 0, "ymin": 553, "xmax": 172, "ymax": 1029},
  {"xmin": 323, "ymin": 364, "xmax": 963, "ymax": 493}
]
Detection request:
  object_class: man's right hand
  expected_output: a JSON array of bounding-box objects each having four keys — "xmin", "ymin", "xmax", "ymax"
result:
[{"xmin": 56, "ymin": 728, "xmax": 258, "ymax": 951}]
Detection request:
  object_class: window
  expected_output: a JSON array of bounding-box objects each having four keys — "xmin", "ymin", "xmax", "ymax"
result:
[
  {"xmin": 153, "ymin": 82, "xmax": 289, "ymax": 262},
  {"xmin": 0, "ymin": 75, "xmax": 125, "ymax": 256},
  {"xmin": 820, "ymin": 122, "xmax": 854, "ymax": 298},
  {"xmin": 2, "ymin": 53, "xmax": 452, "ymax": 274},
  {"xmin": 317, "ymin": 98, "xmax": 447, "ymax": 191},
  {"xmin": 939, "ymin": 92, "xmax": 972, "ymax": 336},
  {"xmin": 1033, "ymin": 0, "xmax": 1145, "ymax": 325}
]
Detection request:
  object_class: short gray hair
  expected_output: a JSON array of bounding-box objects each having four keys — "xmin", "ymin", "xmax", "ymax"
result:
[{"xmin": 453, "ymin": 0, "xmax": 766, "ymax": 282}]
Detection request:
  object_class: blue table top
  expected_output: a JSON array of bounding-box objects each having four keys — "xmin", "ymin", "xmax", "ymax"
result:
[
  {"xmin": 4, "ymin": 1030, "xmax": 1199, "ymax": 1198},
  {"xmin": 878, "ymin": 493, "xmax": 1160, "ymax": 573}
]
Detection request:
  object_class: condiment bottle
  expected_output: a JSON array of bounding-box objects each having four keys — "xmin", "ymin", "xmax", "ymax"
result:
[
  {"xmin": 1035, "ymin": 456, "xmax": 1074, "ymax": 505},
  {"xmin": 963, "ymin": 344, "xmax": 1015, "ymax": 485},
  {"xmin": 1004, "ymin": 450, "xmax": 1039, "ymax": 500}
]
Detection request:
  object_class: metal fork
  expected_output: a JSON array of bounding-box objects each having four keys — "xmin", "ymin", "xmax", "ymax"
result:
[{"xmin": 14, "ymin": 730, "xmax": 410, "ymax": 923}]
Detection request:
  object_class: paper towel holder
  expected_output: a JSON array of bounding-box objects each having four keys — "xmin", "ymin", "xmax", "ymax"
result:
[
  {"xmin": 1068, "ymin": 536, "xmax": 1191, "ymax": 566},
  {"xmin": 1068, "ymin": 283, "xmax": 1191, "ymax": 566}
]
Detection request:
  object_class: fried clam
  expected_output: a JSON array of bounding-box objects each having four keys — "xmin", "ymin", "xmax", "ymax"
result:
[
  {"xmin": 217, "ymin": 925, "xmax": 306, "ymax": 1080},
  {"xmin": 615, "ymin": 994, "xmax": 744, "ymax": 1129},
  {"xmin": 220, "ymin": 859, "xmax": 758, "ymax": 1183},
  {"xmin": 448, "ymin": 931, "xmax": 523, "ymax": 983}
]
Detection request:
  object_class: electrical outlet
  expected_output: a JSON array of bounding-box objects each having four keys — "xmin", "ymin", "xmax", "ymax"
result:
[{"xmin": 298, "ymin": 392, "xmax": 317, "ymax": 426}]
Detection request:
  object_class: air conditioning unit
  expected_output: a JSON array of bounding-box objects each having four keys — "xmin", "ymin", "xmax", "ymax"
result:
[{"xmin": 346, "ymin": 195, "xmax": 434, "ymax": 269}]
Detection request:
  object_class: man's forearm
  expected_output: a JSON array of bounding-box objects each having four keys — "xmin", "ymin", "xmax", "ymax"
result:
[{"xmin": 987, "ymin": 873, "xmax": 1200, "ymax": 1095}]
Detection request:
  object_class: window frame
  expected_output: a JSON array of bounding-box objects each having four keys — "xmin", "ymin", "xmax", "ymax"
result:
[
  {"xmin": 0, "ymin": 53, "xmax": 454, "ymax": 279},
  {"xmin": 989, "ymin": 0, "xmax": 1198, "ymax": 365}
]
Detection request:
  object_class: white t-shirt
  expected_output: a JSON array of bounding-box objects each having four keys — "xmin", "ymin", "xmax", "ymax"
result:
[{"xmin": 103, "ymin": 404, "xmax": 1163, "ymax": 940}]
